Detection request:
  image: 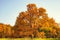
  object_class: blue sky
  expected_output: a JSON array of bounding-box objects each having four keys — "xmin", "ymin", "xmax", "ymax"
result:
[{"xmin": 0, "ymin": 0, "xmax": 60, "ymax": 26}]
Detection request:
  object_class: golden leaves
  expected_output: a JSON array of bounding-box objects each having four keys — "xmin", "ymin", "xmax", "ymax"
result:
[{"xmin": 0, "ymin": 4, "xmax": 60, "ymax": 38}]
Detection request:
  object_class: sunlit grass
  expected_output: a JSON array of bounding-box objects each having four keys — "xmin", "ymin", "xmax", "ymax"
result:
[{"xmin": 0, "ymin": 38, "xmax": 60, "ymax": 40}]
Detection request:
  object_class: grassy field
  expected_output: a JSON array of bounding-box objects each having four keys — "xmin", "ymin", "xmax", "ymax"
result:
[{"xmin": 0, "ymin": 38, "xmax": 60, "ymax": 40}]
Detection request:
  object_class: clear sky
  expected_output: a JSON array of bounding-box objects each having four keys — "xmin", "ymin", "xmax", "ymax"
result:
[{"xmin": 0, "ymin": 0, "xmax": 60, "ymax": 26}]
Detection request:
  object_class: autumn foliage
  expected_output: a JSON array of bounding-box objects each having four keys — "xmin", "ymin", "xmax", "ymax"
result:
[{"xmin": 0, "ymin": 4, "xmax": 60, "ymax": 38}]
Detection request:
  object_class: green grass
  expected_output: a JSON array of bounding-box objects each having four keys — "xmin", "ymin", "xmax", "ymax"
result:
[{"xmin": 0, "ymin": 38, "xmax": 60, "ymax": 40}]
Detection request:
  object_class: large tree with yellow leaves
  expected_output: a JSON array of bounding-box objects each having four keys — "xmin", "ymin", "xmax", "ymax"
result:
[{"xmin": 14, "ymin": 4, "xmax": 59, "ymax": 38}]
